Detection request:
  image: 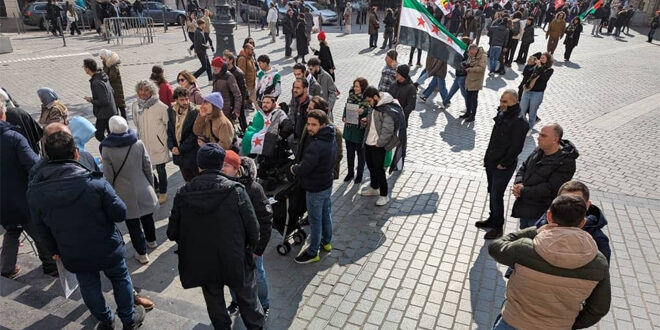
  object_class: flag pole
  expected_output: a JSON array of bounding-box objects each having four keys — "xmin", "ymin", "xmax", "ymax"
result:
[{"xmin": 394, "ymin": 0, "xmax": 404, "ymax": 54}]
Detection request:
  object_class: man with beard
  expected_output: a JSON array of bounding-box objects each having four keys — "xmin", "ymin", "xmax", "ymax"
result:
[
  {"xmin": 306, "ymin": 57, "xmax": 337, "ymax": 116},
  {"xmin": 223, "ymin": 50, "xmax": 250, "ymax": 131},
  {"xmin": 287, "ymin": 78, "xmax": 311, "ymax": 154},
  {"xmin": 293, "ymin": 63, "xmax": 321, "ymax": 98},
  {"xmin": 211, "ymin": 57, "xmax": 242, "ymax": 121}
]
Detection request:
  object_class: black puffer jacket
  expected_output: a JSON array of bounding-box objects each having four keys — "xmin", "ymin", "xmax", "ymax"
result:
[
  {"xmin": 511, "ymin": 140, "xmax": 579, "ymax": 219},
  {"xmin": 483, "ymin": 104, "xmax": 529, "ymax": 169},
  {"xmin": 167, "ymin": 170, "xmax": 259, "ymax": 289}
]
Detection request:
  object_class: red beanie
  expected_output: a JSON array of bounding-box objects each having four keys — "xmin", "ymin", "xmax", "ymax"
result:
[
  {"xmin": 211, "ymin": 56, "xmax": 225, "ymax": 68},
  {"xmin": 317, "ymin": 30, "xmax": 326, "ymax": 41},
  {"xmin": 224, "ymin": 150, "xmax": 241, "ymax": 171}
]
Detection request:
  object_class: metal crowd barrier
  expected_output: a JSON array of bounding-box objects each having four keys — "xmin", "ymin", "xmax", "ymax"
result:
[{"xmin": 103, "ymin": 17, "xmax": 154, "ymax": 44}]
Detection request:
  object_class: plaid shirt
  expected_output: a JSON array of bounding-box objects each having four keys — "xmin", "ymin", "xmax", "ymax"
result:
[{"xmin": 378, "ymin": 65, "xmax": 397, "ymax": 92}]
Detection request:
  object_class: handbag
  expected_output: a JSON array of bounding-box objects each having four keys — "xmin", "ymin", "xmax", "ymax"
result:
[{"xmin": 112, "ymin": 144, "xmax": 133, "ymax": 186}]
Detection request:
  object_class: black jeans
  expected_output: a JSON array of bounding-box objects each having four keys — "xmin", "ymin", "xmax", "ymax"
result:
[
  {"xmin": 564, "ymin": 44, "xmax": 576, "ymax": 60},
  {"xmin": 345, "ymin": 140, "xmax": 365, "ymax": 178},
  {"xmin": 125, "ymin": 213, "xmax": 156, "ymax": 255},
  {"xmin": 95, "ymin": 118, "xmax": 110, "ymax": 142},
  {"xmin": 408, "ymin": 47, "xmax": 422, "ymax": 65},
  {"xmin": 485, "ymin": 164, "xmax": 516, "ymax": 228},
  {"xmin": 505, "ymin": 39, "xmax": 519, "ymax": 65},
  {"xmin": 285, "ymin": 34, "xmax": 293, "ymax": 56},
  {"xmin": 516, "ymin": 42, "xmax": 531, "ymax": 62},
  {"xmin": 193, "ymin": 52, "xmax": 212, "ymax": 81},
  {"xmin": 382, "ymin": 30, "xmax": 394, "ymax": 48},
  {"xmin": 204, "ymin": 32, "xmax": 214, "ymax": 51},
  {"xmin": 1, "ymin": 223, "xmax": 56, "ymax": 274},
  {"xmin": 188, "ymin": 32, "xmax": 195, "ymax": 50},
  {"xmin": 118, "ymin": 107, "xmax": 127, "ymax": 119},
  {"xmin": 179, "ymin": 167, "xmax": 198, "ymax": 182},
  {"xmin": 153, "ymin": 163, "xmax": 168, "ymax": 194},
  {"xmin": 364, "ymin": 145, "xmax": 388, "ymax": 196},
  {"xmin": 202, "ymin": 271, "xmax": 264, "ymax": 330},
  {"xmin": 649, "ymin": 27, "xmax": 657, "ymax": 42},
  {"xmin": 465, "ymin": 90, "xmax": 479, "ymax": 119},
  {"xmin": 70, "ymin": 21, "xmax": 81, "ymax": 35}
]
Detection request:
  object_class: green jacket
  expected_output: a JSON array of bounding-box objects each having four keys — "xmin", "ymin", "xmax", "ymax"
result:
[{"xmin": 342, "ymin": 90, "xmax": 370, "ymax": 144}]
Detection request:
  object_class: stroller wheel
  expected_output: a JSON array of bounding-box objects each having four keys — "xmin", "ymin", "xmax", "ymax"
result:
[
  {"xmin": 277, "ymin": 242, "xmax": 291, "ymax": 255},
  {"xmin": 293, "ymin": 232, "xmax": 304, "ymax": 245}
]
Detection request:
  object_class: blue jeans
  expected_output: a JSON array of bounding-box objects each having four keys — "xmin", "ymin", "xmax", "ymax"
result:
[
  {"xmin": 422, "ymin": 76, "xmax": 448, "ymax": 104},
  {"xmin": 446, "ymin": 75, "xmax": 467, "ymax": 104},
  {"xmin": 519, "ymin": 217, "xmax": 538, "ymax": 229},
  {"xmin": 489, "ymin": 46, "xmax": 503, "ymax": 72},
  {"xmin": 492, "ymin": 314, "xmax": 516, "ymax": 330},
  {"xmin": 305, "ymin": 187, "xmax": 333, "ymax": 256},
  {"xmin": 76, "ymin": 259, "xmax": 134, "ymax": 326},
  {"xmin": 520, "ymin": 91, "xmax": 545, "ymax": 129},
  {"xmin": 369, "ymin": 33, "xmax": 378, "ymax": 47},
  {"xmin": 230, "ymin": 255, "xmax": 270, "ymax": 309},
  {"xmin": 415, "ymin": 69, "xmax": 428, "ymax": 85}
]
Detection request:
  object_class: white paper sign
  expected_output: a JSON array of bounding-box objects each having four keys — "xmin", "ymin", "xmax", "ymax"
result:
[
  {"xmin": 345, "ymin": 103, "xmax": 360, "ymax": 125},
  {"xmin": 56, "ymin": 259, "xmax": 79, "ymax": 299}
]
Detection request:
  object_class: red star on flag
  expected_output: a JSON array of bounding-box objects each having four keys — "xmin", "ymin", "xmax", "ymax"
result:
[
  {"xmin": 265, "ymin": 119, "xmax": 271, "ymax": 127},
  {"xmin": 417, "ymin": 17, "xmax": 425, "ymax": 27},
  {"xmin": 253, "ymin": 137, "xmax": 263, "ymax": 146},
  {"xmin": 431, "ymin": 25, "xmax": 440, "ymax": 35},
  {"xmin": 447, "ymin": 36, "xmax": 453, "ymax": 44}
]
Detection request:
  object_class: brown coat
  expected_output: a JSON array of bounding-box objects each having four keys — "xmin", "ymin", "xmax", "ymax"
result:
[
  {"xmin": 237, "ymin": 49, "xmax": 256, "ymax": 89},
  {"xmin": 39, "ymin": 101, "xmax": 69, "ymax": 126},
  {"xmin": 465, "ymin": 47, "xmax": 487, "ymax": 91},
  {"xmin": 368, "ymin": 12, "xmax": 379, "ymax": 35},
  {"xmin": 546, "ymin": 15, "xmax": 566, "ymax": 39},
  {"xmin": 192, "ymin": 108, "xmax": 235, "ymax": 151}
]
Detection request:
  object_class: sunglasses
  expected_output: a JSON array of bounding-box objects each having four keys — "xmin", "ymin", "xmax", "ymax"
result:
[{"xmin": 178, "ymin": 78, "xmax": 187, "ymax": 82}]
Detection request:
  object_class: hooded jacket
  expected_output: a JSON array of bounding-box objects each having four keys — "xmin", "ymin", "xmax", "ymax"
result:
[
  {"xmin": 465, "ymin": 46, "xmax": 487, "ymax": 91},
  {"xmin": 364, "ymin": 92, "xmax": 403, "ymax": 152},
  {"xmin": 212, "ymin": 65, "xmax": 243, "ymax": 119},
  {"xmin": 292, "ymin": 125, "xmax": 338, "ymax": 192},
  {"xmin": 89, "ymin": 71, "xmax": 118, "ymax": 120},
  {"xmin": 167, "ymin": 103, "xmax": 200, "ymax": 170},
  {"xmin": 483, "ymin": 104, "xmax": 529, "ymax": 169},
  {"xmin": 388, "ymin": 75, "xmax": 416, "ymax": 117},
  {"xmin": 192, "ymin": 108, "xmax": 235, "ymax": 151},
  {"xmin": 488, "ymin": 20, "xmax": 510, "ymax": 46},
  {"xmin": 27, "ymin": 161, "xmax": 127, "ymax": 273},
  {"xmin": 5, "ymin": 106, "xmax": 43, "ymax": 154},
  {"xmin": 489, "ymin": 226, "xmax": 611, "ymax": 329},
  {"xmin": 167, "ymin": 170, "xmax": 259, "ymax": 289},
  {"xmin": 102, "ymin": 52, "xmax": 126, "ymax": 109},
  {"xmin": 512, "ymin": 140, "xmax": 579, "ymax": 219},
  {"xmin": 39, "ymin": 101, "xmax": 69, "ymax": 126},
  {"xmin": 547, "ymin": 13, "xmax": 567, "ymax": 39},
  {"xmin": 1, "ymin": 121, "xmax": 39, "ymax": 227}
]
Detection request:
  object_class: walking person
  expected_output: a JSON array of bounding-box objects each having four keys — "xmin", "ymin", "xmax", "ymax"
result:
[
  {"xmin": 291, "ymin": 110, "xmax": 337, "ymax": 263},
  {"xmin": 563, "ymin": 17, "xmax": 583, "ymax": 61},
  {"xmin": 368, "ymin": 6, "xmax": 379, "ymax": 48},
  {"xmin": 267, "ymin": 3, "xmax": 278, "ymax": 42},
  {"xmin": 613, "ymin": 6, "xmax": 627, "ymax": 38},
  {"xmin": 344, "ymin": 3, "xmax": 352, "ymax": 34},
  {"xmin": 444, "ymin": 47, "xmax": 469, "ymax": 109},
  {"xmin": 83, "ymin": 58, "xmax": 118, "ymax": 142},
  {"xmin": 167, "ymin": 143, "xmax": 265, "ymax": 329},
  {"xmin": 462, "ymin": 44, "xmax": 487, "ymax": 122},
  {"xmin": 418, "ymin": 55, "xmax": 448, "ymax": 109},
  {"xmin": 311, "ymin": 31, "xmax": 336, "ymax": 81},
  {"xmin": 283, "ymin": 9, "xmax": 297, "ymax": 56},
  {"xmin": 294, "ymin": 14, "xmax": 309, "ymax": 64},
  {"xmin": 46, "ymin": 0, "xmax": 63, "ymax": 36},
  {"xmin": 28, "ymin": 131, "xmax": 147, "ymax": 330},
  {"xmin": 131, "ymin": 80, "xmax": 171, "ymax": 204},
  {"xmin": 546, "ymin": 12, "xmax": 566, "ymax": 55},
  {"xmin": 101, "ymin": 116, "xmax": 159, "ymax": 265},
  {"xmin": 151, "ymin": 65, "xmax": 174, "ymax": 107},
  {"xmin": 381, "ymin": 8, "xmax": 395, "ymax": 49},
  {"xmin": 476, "ymin": 90, "xmax": 529, "ymax": 239},
  {"xmin": 211, "ymin": 56, "xmax": 242, "ymax": 120},
  {"xmin": 176, "ymin": 70, "xmax": 205, "ymax": 105},
  {"xmin": 37, "ymin": 87, "xmax": 69, "ymax": 126},
  {"xmin": 649, "ymin": 11, "xmax": 660, "ymax": 43},
  {"xmin": 99, "ymin": 49, "xmax": 127, "ymax": 119},
  {"xmin": 342, "ymin": 77, "xmax": 370, "ymax": 184},
  {"xmin": 185, "ymin": 12, "xmax": 197, "ymax": 55},
  {"xmin": 202, "ymin": 9, "xmax": 214, "ymax": 52},
  {"xmin": 515, "ymin": 17, "xmax": 535, "ymax": 64},
  {"xmin": 66, "ymin": 2, "xmax": 82, "ymax": 35},
  {"xmin": 192, "ymin": 19, "xmax": 213, "ymax": 82},
  {"xmin": 520, "ymin": 52, "xmax": 554, "ymax": 130},
  {"xmin": 167, "ymin": 87, "xmax": 200, "ymax": 182}
]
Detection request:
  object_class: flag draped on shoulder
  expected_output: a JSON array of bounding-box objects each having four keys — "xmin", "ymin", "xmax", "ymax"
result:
[
  {"xmin": 579, "ymin": 0, "xmax": 602, "ymax": 21},
  {"xmin": 241, "ymin": 108, "xmax": 287, "ymax": 155},
  {"xmin": 399, "ymin": 0, "xmax": 467, "ymax": 69}
]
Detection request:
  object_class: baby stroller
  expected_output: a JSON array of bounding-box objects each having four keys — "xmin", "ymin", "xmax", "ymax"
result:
[{"xmin": 270, "ymin": 180, "xmax": 307, "ymax": 256}]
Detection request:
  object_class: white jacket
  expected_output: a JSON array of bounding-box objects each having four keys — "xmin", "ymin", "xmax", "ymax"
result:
[{"xmin": 267, "ymin": 7, "xmax": 278, "ymax": 23}]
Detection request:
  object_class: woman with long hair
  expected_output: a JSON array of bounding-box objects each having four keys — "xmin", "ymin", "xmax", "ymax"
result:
[
  {"xmin": 203, "ymin": 9, "xmax": 214, "ymax": 53},
  {"xmin": 563, "ymin": 17, "xmax": 583, "ymax": 61},
  {"xmin": 66, "ymin": 2, "xmax": 81, "ymax": 35},
  {"xmin": 176, "ymin": 70, "xmax": 205, "ymax": 105},
  {"xmin": 150, "ymin": 65, "xmax": 174, "ymax": 106},
  {"xmin": 312, "ymin": 31, "xmax": 336, "ymax": 80},
  {"xmin": 520, "ymin": 52, "xmax": 554, "ymax": 130},
  {"xmin": 342, "ymin": 77, "xmax": 370, "ymax": 184},
  {"xmin": 546, "ymin": 11, "xmax": 566, "ymax": 55}
]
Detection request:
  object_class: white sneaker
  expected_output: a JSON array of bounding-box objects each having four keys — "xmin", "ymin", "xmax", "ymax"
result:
[
  {"xmin": 146, "ymin": 241, "xmax": 158, "ymax": 249},
  {"xmin": 135, "ymin": 254, "xmax": 150, "ymax": 265},
  {"xmin": 360, "ymin": 187, "xmax": 380, "ymax": 196},
  {"xmin": 376, "ymin": 196, "xmax": 390, "ymax": 206}
]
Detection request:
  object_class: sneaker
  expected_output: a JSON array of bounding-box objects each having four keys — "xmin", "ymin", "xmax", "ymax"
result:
[
  {"xmin": 484, "ymin": 228, "xmax": 504, "ymax": 239},
  {"xmin": 146, "ymin": 241, "xmax": 158, "ymax": 249},
  {"xmin": 322, "ymin": 243, "xmax": 332, "ymax": 252},
  {"xmin": 474, "ymin": 220, "xmax": 493, "ymax": 228},
  {"xmin": 376, "ymin": 196, "xmax": 390, "ymax": 206},
  {"xmin": 263, "ymin": 307, "xmax": 270, "ymax": 321},
  {"xmin": 125, "ymin": 305, "xmax": 146, "ymax": 330},
  {"xmin": 1, "ymin": 265, "xmax": 20, "ymax": 279},
  {"xmin": 294, "ymin": 252, "xmax": 320, "ymax": 264},
  {"xmin": 360, "ymin": 187, "xmax": 380, "ymax": 196},
  {"xmin": 299, "ymin": 216, "xmax": 310, "ymax": 226},
  {"xmin": 135, "ymin": 254, "xmax": 150, "ymax": 265},
  {"xmin": 418, "ymin": 96, "xmax": 426, "ymax": 103},
  {"xmin": 488, "ymin": 72, "xmax": 494, "ymax": 77},
  {"xmin": 158, "ymin": 193, "xmax": 167, "ymax": 204},
  {"xmin": 134, "ymin": 292, "xmax": 154, "ymax": 311},
  {"xmin": 343, "ymin": 174, "xmax": 354, "ymax": 182},
  {"xmin": 96, "ymin": 321, "xmax": 114, "ymax": 330},
  {"xmin": 227, "ymin": 302, "xmax": 239, "ymax": 315}
]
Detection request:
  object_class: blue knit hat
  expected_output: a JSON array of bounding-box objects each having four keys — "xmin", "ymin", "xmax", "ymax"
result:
[
  {"xmin": 203, "ymin": 92, "xmax": 224, "ymax": 110},
  {"xmin": 37, "ymin": 87, "xmax": 58, "ymax": 106},
  {"xmin": 197, "ymin": 143, "xmax": 226, "ymax": 170}
]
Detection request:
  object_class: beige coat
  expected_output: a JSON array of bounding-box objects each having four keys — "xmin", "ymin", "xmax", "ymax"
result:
[
  {"xmin": 131, "ymin": 100, "xmax": 171, "ymax": 165},
  {"xmin": 192, "ymin": 108, "xmax": 235, "ymax": 151},
  {"xmin": 465, "ymin": 47, "xmax": 487, "ymax": 91},
  {"xmin": 546, "ymin": 14, "xmax": 566, "ymax": 39}
]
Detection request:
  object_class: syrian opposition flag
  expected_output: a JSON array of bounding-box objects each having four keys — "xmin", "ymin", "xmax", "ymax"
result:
[
  {"xmin": 579, "ymin": 0, "xmax": 602, "ymax": 20},
  {"xmin": 434, "ymin": 0, "xmax": 451, "ymax": 16},
  {"xmin": 399, "ymin": 0, "xmax": 467, "ymax": 69},
  {"xmin": 241, "ymin": 109, "xmax": 287, "ymax": 155},
  {"xmin": 554, "ymin": 0, "xmax": 565, "ymax": 9}
]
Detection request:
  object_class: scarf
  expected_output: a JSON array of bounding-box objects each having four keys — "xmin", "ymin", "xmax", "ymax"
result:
[
  {"xmin": 135, "ymin": 96, "xmax": 159, "ymax": 114},
  {"xmin": 99, "ymin": 129, "xmax": 138, "ymax": 153},
  {"xmin": 174, "ymin": 103, "xmax": 190, "ymax": 145}
]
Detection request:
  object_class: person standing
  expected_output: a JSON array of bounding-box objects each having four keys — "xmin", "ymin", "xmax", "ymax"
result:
[
  {"xmin": 167, "ymin": 143, "xmax": 265, "ymax": 329},
  {"xmin": 283, "ymin": 9, "xmax": 297, "ymax": 56},
  {"xmin": 294, "ymin": 14, "xmax": 310, "ymax": 64},
  {"xmin": 291, "ymin": 110, "xmax": 337, "ymax": 264},
  {"xmin": 131, "ymin": 80, "xmax": 171, "ymax": 204},
  {"xmin": 211, "ymin": 57, "xmax": 242, "ymax": 121},
  {"xmin": 487, "ymin": 18, "xmax": 510, "ymax": 76},
  {"xmin": 101, "ymin": 116, "xmax": 159, "ymax": 265},
  {"xmin": 592, "ymin": 3, "xmax": 607, "ymax": 36},
  {"xmin": 388, "ymin": 64, "xmax": 417, "ymax": 126},
  {"xmin": 256, "ymin": 55, "xmax": 282, "ymax": 108},
  {"xmin": 267, "ymin": 3, "xmax": 278, "ymax": 42},
  {"xmin": 237, "ymin": 42, "xmax": 257, "ymax": 106},
  {"xmin": 515, "ymin": 17, "xmax": 535, "ymax": 64},
  {"xmin": 344, "ymin": 3, "xmax": 352, "ymax": 34},
  {"xmin": 46, "ymin": 0, "xmax": 62, "ymax": 36},
  {"xmin": 83, "ymin": 58, "xmax": 118, "ymax": 142},
  {"xmin": 223, "ymin": 51, "xmax": 250, "ymax": 131},
  {"xmin": 28, "ymin": 131, "xmax": 147, "ymax": 330},
  {"xmin": 378, "ymin": 50, "xmax": 398, "ymax": 93},
  {"xmin": 193, "ymin": 19, "xmax": 213, "ymax": 82},
  {"xmin": 176, "ymin": 70, "xmax": 205, "ymax": 106},
  {"xmin": 511, "ymin": 123, "xmax": 578, "ymax": 229},
  {"xmin": 37, "ymin": 87, "xmax": 69, "ymax": 126},
  {"xmin": 193, "ymin": 92, "xmax": 235, "ymax": 150},
  {"xmin": 520, "ymin": 52, "xmax": 554, "ymax": 130},
  {"xmin": 546, "ymin": 12, "xmax": 566, "ymax": 55},
  {"xmin": 368, "ymin": 6, "xmax": 379, "ymax": 48},
  {"xmin": 462, "ymin": 44, "xmax": 487, "ymax": 122},
  {"xmin": 311, "ymin": 31, "xmax": 336, "ymax": 81},
  {"xmin": 613, "ymin": 6, "xmax": 627, "ymax": 38},
  {"xmin": 2, "ymin": 89, "xmax": 43, "ymax": 154},
  {"xmin": 99, "ymin": 49, "xmax": 127, "ymax": 119},
  {"xmin": 649, "ymin": 11, "xmax": 660, "ymax": 43},
  {"xmin": 167, "ymin": 87, "xmax": 200, "ymax": 182},
  {"xmin": 360, "ymin": 87, "xmax": 403, "ymax": 206},
  {"xmin": 151, "ymin": 65, "xmax": 175, "ymax": 107},
  {"xmin": 342, "ymin": 77, "xmax": 370, "ymax": 183},
  {"xmin": 288, "ymin": 78, "xmax": 312, "ymax": 153},
  {"xmin": 476, "ymin": 90, "xmax": 529, "ymax": 239},
  {"xmin": 517, "ymin": 53, "xmax": 540, "ymax": 102},
  {"xmin": 307, "ymin": 57, "xmax": 337, "ymax": 116},
  {"xmin": 381, "ymin": 8, "xmax": 395, "ymax": 49},
  {"xmin": 563, "ymin": 17, "xmax": 583, "ymax": 61},
  {"xmin": 202, "ymin": 9, "xmax": 214, "ymax": 53},
  {"xmin": 185, "ymin": 12, "xmax": 197, "ymax": 55},
  {"xmin": 505, "ymin": 12, "xmax": 524, "ymax": 67}
]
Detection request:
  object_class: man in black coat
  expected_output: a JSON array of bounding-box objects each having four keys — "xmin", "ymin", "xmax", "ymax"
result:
[
  {"xmin": 283, "ymin": 9, "xmax": 297, "ymax": 57},
  {"xmin": 83, "ymin": 58, "xmax": 118, "ymax": 142},
  {"xmin": 4, "ymin": 105, "xmax": 43, "ymax": 154},
  {"xmin": 511, "ymin": 124, "xmax": 578, "ymax": 228},
  {"xmin": 388, "ymin": 64, "xmax": 417, "ymax": 127},
  {"xmin": 224, "ymin": 51, "xmax": 250, "ymax": 131},
  {"xmin": 167, "ymin": 143, "xmax": 264, "ymax": 330},
  {"xmin": 192, "ymin": 19, "xmax": 213, "ymax": 82},
  {"xmin": 476, "ymin": 90, "xmax": 529, "ymax": 239}
]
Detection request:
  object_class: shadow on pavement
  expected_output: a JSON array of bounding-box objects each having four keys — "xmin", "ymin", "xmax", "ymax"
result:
[
  {"xmin": 484, "ymin": 76, "xmax": 507, "ymax": 92},
  {"xmin": 440, "ymin": 111, "xmax": 475, "ymax": 152},
  {"xmin": 469, "ymin": 243, "xmax": 505, "ymax": 329}
]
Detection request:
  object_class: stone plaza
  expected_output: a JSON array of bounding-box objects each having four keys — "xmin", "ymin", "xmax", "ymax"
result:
[{"xmin": 1, "ymin": 18, "xmax": 659, "ymax": 329}]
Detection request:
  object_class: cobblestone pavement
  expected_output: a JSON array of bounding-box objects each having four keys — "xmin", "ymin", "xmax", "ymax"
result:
[{"xmin": 1, "ymin": 21, "xmax": 659, "ymax": 329}]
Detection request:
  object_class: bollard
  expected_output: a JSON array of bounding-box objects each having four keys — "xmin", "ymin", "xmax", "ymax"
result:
[
  {"xmin": 182, "ymin": 22, "xmax": 188, "ymax": 41},
  {"xmin": 163, "ymin": 6, "xmax": 168, "ymax": 32}
]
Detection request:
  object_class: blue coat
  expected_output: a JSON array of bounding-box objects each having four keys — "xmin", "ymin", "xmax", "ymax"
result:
[
  {"xmin": 292, "ymin": 125, "xmax": 337, "ymax": 192},
  {"xmin": 27, "ymin": 161, "xmax": 127, "ymax": 273},
  {"xmin": 0, "ymin": 121, "xmax": 39, "ymax": 227}
]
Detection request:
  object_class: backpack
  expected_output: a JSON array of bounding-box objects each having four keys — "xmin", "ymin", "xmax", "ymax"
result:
[{"xmin": 511, "ymin": 21, "xmax": 521, "ymax": 35}]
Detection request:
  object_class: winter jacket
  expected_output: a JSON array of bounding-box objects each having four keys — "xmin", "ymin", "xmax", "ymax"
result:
[
  {"xmin": 511, "ymin": 18, "xmax": 524, "ymax": 40},
  {"xmin": 0, "ymin": 121, "xmax": 39, "ymax": 227},
  {"xmin": 283, "ymin": 14, "xmax": 296, "ymax": 36},
  {"xmin": 512, "ymin": 140, "xmax": 579, "ymax": 219},
  {"xmin": 192, "ymin": 109, "xmax": 235, "ymax": 150},
  {"xmin": 292, "ymin": 125, "xmax": 337, "ymax": 192},
  {"xmin": 488, "ymin": 21, "xmax": 510, "ymax": 46},
  {"xmin": 521, "ymin": 24, "xmax": 535, "ymax": 44},
  {"xmin": 193, "ymin": 28, "xmax": 208, "ymax": 56},
  {"xmin": 314, "ymin": 68, "xmax": 337, "ymax": 112},
  {"xmin": 296, "ymin": 123, "xmax": 343, "ymax": 180},
  {"xmin": 465, "ymin": 47, "xmax": 487, "ymax": 91},
  {"xmin": 526, "ymin": 66, "xmax": 554, "ymax": 92},
  {"xmin": 27, "ymin": 161, "xmax": 127, "ymax": 273},
  {"xmin": 288, "ymin": 94, "xmax": 311, "ymax": 150},
  {"xmin": 237, "ymin": 50, "xmax": 257, "ymax": 89},
  {"xmin": 342, "ymin": 89, "xmax": 370, "ymax": 144},
  {"xmin": 5, "ymin": 106, "xmax": 43, "ymax": 154},
  {"xmin": 426, "ymin": 56, "xmax": 448, "ymax": 78},
  {"xmin": 212, "ymin": 66, "xmax": 243, "ymax": 119},
  {"xmin": 229, "ymin": 65, "xmax": 249, "ymax": 103},
  {"xmin": 368, "ymin": 11, "xmax": 379, "ymax": 35},
  {"xmin": 89, "ymin": 71, "xmax": 118, "ymax": 119},
  {"xmin": 313, "ymin": 44, "xmax": 335, "ymax": 74},
  {"xmin": 388, "ymin": 77, "xmax": 416, "ymax": 117},
  {"xmin": 378, "ymin": 64, "xmax": 397, "ymax": 93},
  {"xmin": 483, "ymin": 104, "xmax": 529, "ymax": 169},
  {"xmin": 564, "ymin": 21, "xmax": 583, "ymax": 47},
  {"xmin": 131, "ymin": 99, "xmax": 171, "ymax": 165},
  {"xmin": 489, "ymin": 226, "xmax": 611, "ymax": 329},
  {"xmin": 547, "ymin": 16, "xmax": 566, "ymax": 39},
  {"xmin": 102, "ymin": 53, "xmax": 126, "ymax": 109},
  {"xmin": 39, "ymin": 101, "xmax": 69, "ymax": 126},
  {"xmin": 101, "ymin": 132, "xmax": 158, "ymax": 219},
  {"xmin": 167, "ymin": 170, "xmax": 259, "ymax": 289},
  {"xmin": 157, "ymin": 82, "xmax": 174, "ymax": 107},
  {"xmin": 383, "ymin": 12, "xmax": 395, "ymax": 32},
  {"xmin": 364, "ymin": 92, "xmax": 401, "ymax": 151},
  {"xmin": 307, "ymin": 74, "xmax": 322, "ymax": 98},
  {"xmin": 594, "ymin": 6, "xmax": 608, "ymax": 20},
  {"xmin": 295, "ymin": 18, "xmax": 309, "ymax": 55},
  {"xmin": 167, "ymin": 103, "xmax": 200, "ymax": 170}
]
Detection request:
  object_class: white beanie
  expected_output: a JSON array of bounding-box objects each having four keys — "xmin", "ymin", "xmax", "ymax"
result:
[
  {"xmin": 99, "ymin": 49, "xmax": 112, "ymax": 60},
  {"xmin": 109, "ymin": 115, "xmax": 129, "ymax": 134}
]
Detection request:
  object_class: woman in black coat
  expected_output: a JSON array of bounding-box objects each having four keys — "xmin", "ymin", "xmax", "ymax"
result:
[
  {"xmin": 312, "ymin": 32, "xmax": 336, "ymax": 80},
  {"xmin": 515, "ymin": 17, "xmax": 535, "ymax": 64},
  {"xmin": 294, "ymin": 14, "xmax": 309, "ymax": 64},
  {"xmin": 563, "ymin": 17, "xmax": 583, "ymax": 61}
]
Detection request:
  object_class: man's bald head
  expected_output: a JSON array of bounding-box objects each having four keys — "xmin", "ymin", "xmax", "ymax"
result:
[{"xmin": 43, "ymin": 122, "xmax": 71, "ymax": 138}]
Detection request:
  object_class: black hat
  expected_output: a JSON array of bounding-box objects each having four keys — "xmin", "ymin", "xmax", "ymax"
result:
[
  {"xmin": 197, "ymin": 143, "xmax": 226, "ymax": 170},
  {"xmin": 532, "ymin": 52, "xmax": 542, "ymax": 60},
  {"xmin": 396, "ymin": 64, "xmax": 410, "ymax": 79}
]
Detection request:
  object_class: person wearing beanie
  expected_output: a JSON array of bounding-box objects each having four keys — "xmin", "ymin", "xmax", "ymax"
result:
[
  {"xmin": 101, "ymin": 115, "xmax": 159, "ymax": 265},
  {"xmin": 151, "ymin": 65, "xmax": 174, "ymax": 107},
  {"xmin": 193, "ymin": 92, "xmax": 235, "ymax": 150},
  {"xmin": 100, "ymin": 50, "xmax": 127, "ymax": 118},
  {"xmin": 168, "ymin": 143, "xmax": 265, "ymax": 330},
  {"xmin": 221, "ymin": 152, "xmax": 273, "ymax": 317},
  {"xmin": 388, "ymin": 64, "xmax": 417, "ymax": 126},
  {"xmin": 211, "ymin": 56, "xmax": 243, "ymax": 121},
  {"xmin": 37, "ymin": 87, "xmax": 69, "ymax": 126},
  {"xmin": 311, "ymin": 34, "xmax": 336, "ymax": 81}
]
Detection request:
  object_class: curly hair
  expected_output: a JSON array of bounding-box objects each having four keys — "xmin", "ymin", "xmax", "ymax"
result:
[{"xmin": 134, "ymin": 79, "xmax": 158, "ymax": 96}]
